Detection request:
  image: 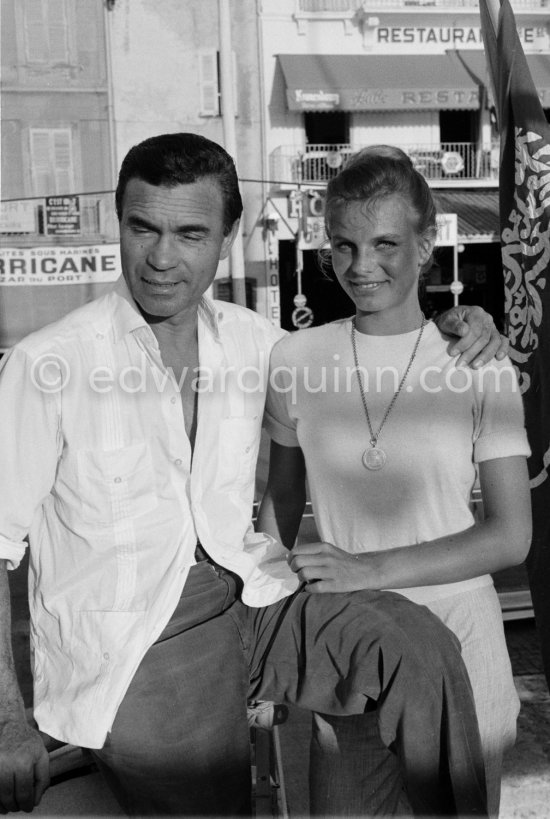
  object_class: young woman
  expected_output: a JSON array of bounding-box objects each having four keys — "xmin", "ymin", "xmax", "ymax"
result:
[{"xmin": 258, "ymin": 146, "xmax": 532, "ymax": 817}]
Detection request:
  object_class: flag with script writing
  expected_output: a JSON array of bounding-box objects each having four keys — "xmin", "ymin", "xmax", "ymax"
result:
[{"xmin": 479, "ymin": 0, "xmax": 550, "ymax": 684}]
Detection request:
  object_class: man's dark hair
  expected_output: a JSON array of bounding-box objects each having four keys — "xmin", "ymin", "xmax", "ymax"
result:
[{"xmin": 115, "ymin": 132, "xmax": 243, "ymax": 235}]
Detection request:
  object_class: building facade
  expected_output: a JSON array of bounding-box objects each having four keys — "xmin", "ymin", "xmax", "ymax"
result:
[
  {"xmin": 1, "ymin": 0, "xmax": 549, "ymax": 347},
  {"xmin": 257, "ymin": 0, "xmax": 550, "ymax": 330},
  {"xmin": 0, "ymin": 0, "xmax": 117, "ymax": 347}
]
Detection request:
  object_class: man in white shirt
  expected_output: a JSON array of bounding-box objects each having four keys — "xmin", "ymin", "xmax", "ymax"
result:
[{"xmin": 0, "ymin": 133, "xmax": 504, "ymax": 816}]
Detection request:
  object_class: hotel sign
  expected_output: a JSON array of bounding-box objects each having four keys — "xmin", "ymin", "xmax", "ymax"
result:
[{"xmin": 436, "ymin": 214, "xmax": 458, "ymax": 247}]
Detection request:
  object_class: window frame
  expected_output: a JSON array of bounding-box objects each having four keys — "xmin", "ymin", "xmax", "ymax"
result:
[
  {"xmin": 28, "ymin": 126, "xmax": 78, "ymax": 197},
  {"xmin": 22, "ymin": 0, "xmax": 72, "ymax": 66}
]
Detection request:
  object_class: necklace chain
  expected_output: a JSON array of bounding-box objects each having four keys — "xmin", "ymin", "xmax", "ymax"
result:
[{"xmin": 351, "ymin": 317, "xmax": 426, "ymax": 448}]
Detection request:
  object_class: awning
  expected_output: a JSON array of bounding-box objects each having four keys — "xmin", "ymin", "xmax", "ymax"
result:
[
  {"xmin": 457, "ymin": 50, "xmax": 550, "ymax": 109},
  {"xmin": 278, "ymin": 53, "xmax": 481, "ymax": 112},
  {"xmin": 432, "ymin": 190, "xmax": 499, "ymax": 243}
]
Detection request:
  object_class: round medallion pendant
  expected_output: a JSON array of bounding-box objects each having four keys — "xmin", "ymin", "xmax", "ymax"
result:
[{"xmin": 362, "ymin": 446, "xmax": 387, "ymax": 471}]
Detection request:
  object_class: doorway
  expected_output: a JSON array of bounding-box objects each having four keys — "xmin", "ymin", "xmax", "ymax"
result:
[
  {"xmin": 304, "ymin": 112, "xmax": 349, "ymax": 145},
  {"xmin": 278, "ymin": 240, "xmax": 354, "ymax": 331}
]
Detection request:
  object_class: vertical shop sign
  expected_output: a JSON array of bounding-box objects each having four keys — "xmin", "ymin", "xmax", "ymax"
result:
[{"xmin": 436, "ymin": 213, "xmax": 461, "ymax": 305}]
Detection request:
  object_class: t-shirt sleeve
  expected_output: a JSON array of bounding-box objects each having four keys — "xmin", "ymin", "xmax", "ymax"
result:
[
  {"xmin": 262, "ymin": 339, "xmax": 300, "ymax": 448},
  {"xmin": 472, "ymin": 357, "xmax": 531, "ymax": 463}
]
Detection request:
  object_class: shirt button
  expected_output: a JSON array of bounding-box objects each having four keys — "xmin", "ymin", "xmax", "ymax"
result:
[
  {"xmin": 96, "ymin": 333, "xmax": 104, "ymax": 340},
  {"xmin": 170, "ymin": 396, "xmax": 177, "ymax": 404},
  {"xmin": 245, "ymin": 446, "xmax": 251, "ymax": 453},
  {"xmin": 175, "ymin": 458, "xmax": 182, "ymax": 466},
  {"xmin": 114, "ymin": 476, "xmax": 122, "ymax": 484},
  {"xmin": 103, "ymin": 652, "xmax": 110, "ymax": 661}
]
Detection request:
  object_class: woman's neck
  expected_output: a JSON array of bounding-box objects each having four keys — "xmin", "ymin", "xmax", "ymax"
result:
[{"xmin": 354, "ymin": 306, "xmax": 424, "ymax": 336}]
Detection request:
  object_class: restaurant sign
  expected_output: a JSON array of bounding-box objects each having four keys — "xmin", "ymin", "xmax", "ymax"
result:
[
  {"xmin": 289, "ymin": 87, "xmax": 480, "ymax": 111},
  {"xmin": 375, "ymin": 26, "xmax": 546, "ymax": 49},
  {"xmin": 0, "ymin": 245, "xmax": 121, "ymax": 286}
]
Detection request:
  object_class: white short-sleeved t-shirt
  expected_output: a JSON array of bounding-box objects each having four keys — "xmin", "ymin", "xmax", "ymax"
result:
[{"xmin": 264, "ymin": 318, "xmax": 530, "ymax": 605}]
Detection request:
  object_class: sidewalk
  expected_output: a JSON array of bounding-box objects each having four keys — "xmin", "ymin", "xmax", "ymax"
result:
[{"xmin": 500, "ymin": 674, "xmax": 550, "ymax": 818}]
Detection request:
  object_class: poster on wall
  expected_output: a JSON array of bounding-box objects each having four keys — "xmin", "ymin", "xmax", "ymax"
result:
[
  {"xmin": 45, "ymin": 196, "xmax": 81, "ymax": 236},
  {"xmin": 0, "ymin": 245, "xmax": 121, "ymax": 286},
  {"xmin": 0, "ymin": 201, "xmax": 37, "ymax": 234}
]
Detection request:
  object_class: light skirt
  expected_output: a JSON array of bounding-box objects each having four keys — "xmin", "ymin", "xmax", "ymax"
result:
[{"xmin": 426, "ymin": 583, "xmax": 519, "ymax": 816}]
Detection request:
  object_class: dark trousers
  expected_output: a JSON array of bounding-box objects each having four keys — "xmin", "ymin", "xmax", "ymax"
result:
[{"xmin": 92, "ymin": 558, "xmax": 488, "ymax": 817}]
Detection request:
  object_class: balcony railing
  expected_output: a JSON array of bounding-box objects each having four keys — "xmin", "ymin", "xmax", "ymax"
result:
[
  {"xmin": 270, "ymin": 141, "xmax": 500, "ymax": 185},
  {"xmin": 0, "ymin": 191, "xmax": 119, "ymax": 244},
  {"xmin": 298, "ymin": 0, "xmax": 548, "ymax": 10}
]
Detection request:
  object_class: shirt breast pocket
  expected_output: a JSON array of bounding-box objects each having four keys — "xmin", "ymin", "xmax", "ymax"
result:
[
  {"xmin": 217, "ymin": 417, "xmax": 261, "ymax": 491},
  {"xmin": 76, "ymin": 442, "xmax": 158, "ymax": 526}
]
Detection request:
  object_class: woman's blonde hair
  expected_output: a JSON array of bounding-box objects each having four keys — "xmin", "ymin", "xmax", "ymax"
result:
[{"xmin": 319, "ymin": 144, "xmax": 437, "ymax": 275}]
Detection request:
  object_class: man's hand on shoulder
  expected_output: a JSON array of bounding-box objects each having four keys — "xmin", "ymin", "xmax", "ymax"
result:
[
  {"xmin": 0, "ymin": 716, "xmax": 49, "ymax": 812},
  {"xmin": 435, "ymin": 305, "xmax": 509, "ymax": 368}
]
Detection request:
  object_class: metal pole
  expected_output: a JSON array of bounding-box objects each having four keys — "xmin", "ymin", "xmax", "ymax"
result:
[
  {"xmin": 453, "ymin": 242, "xmax": 460, "ymax": 307},
  {"xmin": 103, "ymin": 3, "xmax": 118, "ymax": 189},
  {"xmin": 218, "ymin": 0, "xmax": 247, "ymax": 307}
]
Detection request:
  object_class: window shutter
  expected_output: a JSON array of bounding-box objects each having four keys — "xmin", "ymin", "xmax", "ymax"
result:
[
  {"xmin": 199, "ymin": 51, "xmax": 220, "ymax": 116},
  {"xmin": 24, "ymin": 0, "xmax": 48, "ymax": 63},
  {"xmin": 52, "ymin": 130, "xmax": 74, "ymax": 194},
  {"xmin": 232, "ymin": 51, "xmax": 239, "ymax": 117},
  {"xmin": 24, "ymin": 0, "xmax": 69, "ymax": 63},
  {"xmin": 29, "ymin": 128, "xmax": 74, "ymax": 196},
  {"xmin": 47, "ymin": 0, "xmax": 69, "ymax": 63},
  {"xmin": 29, "ymin": 130, "xmax": 53, "ymax": 196}
]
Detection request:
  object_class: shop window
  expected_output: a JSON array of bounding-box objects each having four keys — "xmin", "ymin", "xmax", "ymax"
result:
[
  {"xmin": 23, "ymin": 0, "xmax": 70, "ymax": 64},
  {"xmin": 29, "ymin": 128, "xmax": 76, "ymax": 196}
]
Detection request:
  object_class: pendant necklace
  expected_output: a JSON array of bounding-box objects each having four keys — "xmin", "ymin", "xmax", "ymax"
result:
[{"xmin": 351, "ymin": 316, "xmax": 426, "ymax": 471}]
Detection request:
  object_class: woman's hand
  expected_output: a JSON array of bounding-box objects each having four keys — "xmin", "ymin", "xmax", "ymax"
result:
[{"xmin": 288, "ymin": 542, "xmax": 382, "ymax": 593}]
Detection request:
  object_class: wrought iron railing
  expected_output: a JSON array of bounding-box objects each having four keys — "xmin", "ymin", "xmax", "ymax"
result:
[
  {"xmin": 270, "ymin": 141, "xmax": 500, "ymax": 184},
  {"xmin": 297, "ymin": 0, "xmax": 548, "ymax": 10},
  {"xmin": 1, "ymin": 141, "xmax": 500, "ymax": 243}
]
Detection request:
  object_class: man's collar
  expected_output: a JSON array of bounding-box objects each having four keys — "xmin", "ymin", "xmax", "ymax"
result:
[{"xmin": 110, "ymin": 277, "xmax": 221, "ymax": 343}]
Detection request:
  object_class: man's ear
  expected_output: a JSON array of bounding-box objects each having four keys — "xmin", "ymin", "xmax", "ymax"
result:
[{"xmin": 220, "ymin": 219, "xmax": 240, "ymax": 260}]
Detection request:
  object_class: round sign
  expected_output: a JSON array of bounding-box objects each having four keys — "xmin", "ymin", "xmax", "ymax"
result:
[
  {"xmin": 450, "ymin": 280, "xmax": 464, "ymax": 295},
  {"xmin": 292, "ymin": 306, "xmax": 314, "ymax": 329},
  {"xmin": 440, "ymin": 152, "xmax": 465, "ymax": 175},
  {"xmin": 293, "ymin": 293, "xmax": 307, "ymax": 308},
  {"xmin": 326, "ymin": 151, "xmax": 343, "ymax": 169}
]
